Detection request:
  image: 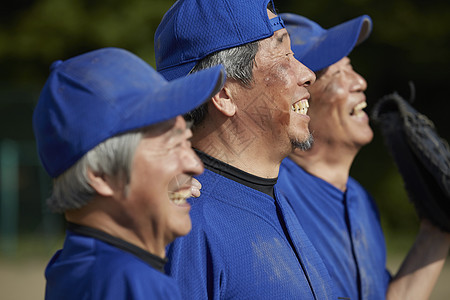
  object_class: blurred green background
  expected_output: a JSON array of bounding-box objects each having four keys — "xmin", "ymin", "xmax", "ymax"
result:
[{"xmin": 0, "ymin": 0, "xmax": 449, "ymax": 271}]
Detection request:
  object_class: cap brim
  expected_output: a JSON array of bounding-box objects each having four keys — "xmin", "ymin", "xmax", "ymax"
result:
[
  {"xmin": 121, "ymin": 65, "xmax": 226, "ymax": 132},
  {"xmin": 299, "ymin": 15, "xmax": 372, "ymax": 72},
  {"xmin": 158, "ymin": 60, "xmax": 198, "ymax": 81}
]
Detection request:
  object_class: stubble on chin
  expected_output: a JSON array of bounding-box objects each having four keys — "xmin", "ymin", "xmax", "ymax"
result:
[{"xmin": 291, "ymin": 133, "xmax": 314, "ymax": 151}]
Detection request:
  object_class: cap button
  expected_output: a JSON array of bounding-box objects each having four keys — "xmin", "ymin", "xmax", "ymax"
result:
[{"xmin": 50, "ymin": 60, "xmax": 63, "ymax": 71}]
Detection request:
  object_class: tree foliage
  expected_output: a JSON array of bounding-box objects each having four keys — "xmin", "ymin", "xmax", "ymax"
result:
[
  {"xmin": 0, "ymin": 0, "xmax": 174, "ymax": 85},
  {"xmin": 1, "ymin": 0, "xmax": 449, "ymax": 235}
]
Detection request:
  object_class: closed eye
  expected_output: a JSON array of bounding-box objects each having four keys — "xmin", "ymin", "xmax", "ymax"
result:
[{"xmin": 332, "ymin": 70, "xmax": 342, "ymax": 76}]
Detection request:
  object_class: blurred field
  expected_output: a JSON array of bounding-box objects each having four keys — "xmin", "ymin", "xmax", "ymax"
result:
[
  {"xmin": 432, "ymin": 265, "xmax": 450, "ymax": 300},
  {"xmin": 0, "ymin": 252, "xmax": 449, "ymax": 299},
  {"xmin": 0, "ymin": 258, "xmax": 46, "ymax": 300}
]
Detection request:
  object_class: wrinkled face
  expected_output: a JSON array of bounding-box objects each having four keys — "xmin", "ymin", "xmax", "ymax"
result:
[
  {"xmin": 232, "ymin": 10, "xmax": 316, "ymax": 156},
  {"xmin": 126, "ymin": 116, "xmax": 203, "ymax": 245},
  {"xmin": 307, "ymin": 57, "xmax": 373, "ymax": 149}
]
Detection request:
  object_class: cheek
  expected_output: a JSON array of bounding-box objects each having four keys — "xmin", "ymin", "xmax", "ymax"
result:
[
  {"xmin": 128, "ymin": 164, "xmax": 159, "ymax": 201},
  {"xmin": 130, "ymin": 154, "xmax": 175, "ymax": 194},
  {"xmin": 324, "ymin": 79, "xmax": 347, "ymax": 101},
  {"xmin": 263, "ymin": 61, "xmax": 294, "ymax": 89},
  {"xmin": 263, "ymin": 63, "xmax": 296, "ymax": 116},
  {"xmin": 248, "ymin": 60, "xmax": 298, "ymax": 131},
  {"xmin": 132, "ymin": 155, "xmax": 155, "ymax": 182}
]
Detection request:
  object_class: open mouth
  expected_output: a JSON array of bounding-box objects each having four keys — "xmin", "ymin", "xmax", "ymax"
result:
[
  {"xmin": 168, "ymin": 190, "xmax": 191, "ymax": 205},
  {"xmin": 291, "ymin": 99, "xmax": 309, "ymax": 115},
  {"xmin": 350, "ymin": 101, "xmax": 367, "ymax": 117}
]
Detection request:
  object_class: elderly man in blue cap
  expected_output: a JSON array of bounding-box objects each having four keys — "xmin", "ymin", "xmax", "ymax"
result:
[
  {"xmin": 154, "ymin": 0, "xmax": 337, "ymax": 299},
  {"xmin": 33, "ymin": 47, "xmax": 225, "ymax": 299},
  {"xmin": 277, "ymin": 13, "xmax": 450, "ymax": 300}
]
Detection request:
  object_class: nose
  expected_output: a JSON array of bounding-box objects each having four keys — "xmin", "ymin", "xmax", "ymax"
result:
[
  {"xmin": 174, "ymin": 115, "xmax": 204, "ymax": 176},
  {"xmin": 295, "ymin": 59, "xmax": 316, "ymax": 87},
  {"xmin": 183, "ymin": 145, "xmax": 204, "ymax": 176},
  {"xmin": 351, "ymin": 70, "xmax": 367, "ymax": 92}
]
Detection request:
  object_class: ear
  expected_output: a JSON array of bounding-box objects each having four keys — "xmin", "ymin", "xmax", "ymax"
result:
[
  {"xmin": 87, "ymin": 169, "xmax": 115, "ymax": 197},
  {"xmin": 211, "ymin": 84, "xmax": 236, "ymax": 117}
]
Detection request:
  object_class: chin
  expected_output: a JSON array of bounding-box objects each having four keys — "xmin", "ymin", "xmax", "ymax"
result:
[
  {"xmin": 290, "ymin": 132, "xmax": 314, "ymax": 151},
  {"xmin": 358, "ymin": 132, "xmax": 374, "ymax": 147},
  {"xmin": 171, "ymin": 220, "xmax": 192, "ymax": 239}
]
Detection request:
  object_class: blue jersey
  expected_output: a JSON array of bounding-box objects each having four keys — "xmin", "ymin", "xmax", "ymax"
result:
[
  {"xmin": 45, "ymin": 227, "xmax": 182, "ymax": 300},
  {"xmin": 278, "ymin": 157, "xmax": 391, "ymax": 300},
  {"xmin": 165, "ymin": 168, "xmax": 335, "ymax": 299}
]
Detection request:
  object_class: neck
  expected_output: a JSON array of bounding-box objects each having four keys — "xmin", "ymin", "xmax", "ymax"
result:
[
  {"xmin": 192, "ymin": 116, "xmax": 287, "ymax": 179},
  {"xmin": 65, "ymin": 198, "xmax": 166, "ymax": 258},
  {"xmin": 289, "ymin": 139, "xmax": 359, "ymax": 192}
]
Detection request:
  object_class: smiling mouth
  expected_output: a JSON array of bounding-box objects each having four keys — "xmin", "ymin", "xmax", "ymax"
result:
[
  {"xmin": 350, "ymin": 101, "xmax": 367, "ymax": 117},
  {"xmin": 291, "ymin": 99, "xmax": 309, "ymax": 115},
  {"xmin": 168, "ymin": 190, "xmax": 191, "ymax": 205}
]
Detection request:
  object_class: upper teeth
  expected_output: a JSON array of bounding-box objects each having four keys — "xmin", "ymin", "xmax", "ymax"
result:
[
  {"xmin": 169, "ymin": 190, "xmax": 191, "ymax": 205},
  {"xmin": 351, "ymin": 102, "xmax": 367, "ymax": 115},
  {"xmin": 292, "ymin": 100, "xmax": 309, "ymax": 115}
]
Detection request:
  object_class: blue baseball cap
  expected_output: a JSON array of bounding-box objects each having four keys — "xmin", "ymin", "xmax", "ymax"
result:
[
  {"xmin": 280, "ymin": 13, "xmax": 372, "ymax": 72},
  {"xmin": 154, "ymin": 0, "xmax": 285, "ymax": 80},
  {"xmin": 33, "ymin": 47, "xmax": 226, "ymax": 178}
]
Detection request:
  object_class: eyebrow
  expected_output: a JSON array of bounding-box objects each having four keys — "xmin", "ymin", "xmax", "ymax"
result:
[
  {"xmin": 171, "ymin": 128, "xmax": 185, "ymax": 136},
  {"xmin": 169, "ymin": 123, "xmax": 191, "ymax": 138}
]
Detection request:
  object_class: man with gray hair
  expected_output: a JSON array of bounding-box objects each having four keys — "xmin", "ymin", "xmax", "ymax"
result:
[
  {"xmin": 33, "ymin": 47, "xmax": 225, "ymax": 300},
  {"xmin": 154, "ymin": 0, "xmax": 335, "ymax": 299}
]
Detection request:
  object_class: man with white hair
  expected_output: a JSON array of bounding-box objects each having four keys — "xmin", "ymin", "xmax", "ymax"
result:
[{"xmin": 33, "ymin": 47, "xmax": 225, "ymax": 300}]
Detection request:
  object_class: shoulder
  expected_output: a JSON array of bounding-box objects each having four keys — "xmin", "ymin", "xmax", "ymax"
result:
[
  {"xmin": 347, "ymin": 176, "xmax": 373, "ymax": 200},
  {"xmin": 278, "ymin": 158, "xmax": 310, "ymax": 185},
  {"xmin": 279, "ymin": 157, "xmax": 302, "ymax": 176},
  {"xmin": 277, "ymin": 159, "xmax": 315, "ymax": 200},
  {"xmin": 347, "ymin": 176, "xmax": 381, "ymax": 217},
  {"xmin": 94, "ymin": 247, "xmax": 182, "ymax": 299},
  {"xmin": 46, "ymin": 238, "xmax": 182, "ymax": 300}
]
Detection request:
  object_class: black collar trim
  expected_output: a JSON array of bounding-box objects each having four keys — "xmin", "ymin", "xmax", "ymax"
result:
[{"xmin": 195, "ymin": 149, "xmax": 277, "ymax": 198}]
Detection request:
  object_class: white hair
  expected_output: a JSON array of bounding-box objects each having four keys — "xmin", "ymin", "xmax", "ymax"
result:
[{"xmin": 47, "ymin": 130, "xmax": 142, "ymax": 213}]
